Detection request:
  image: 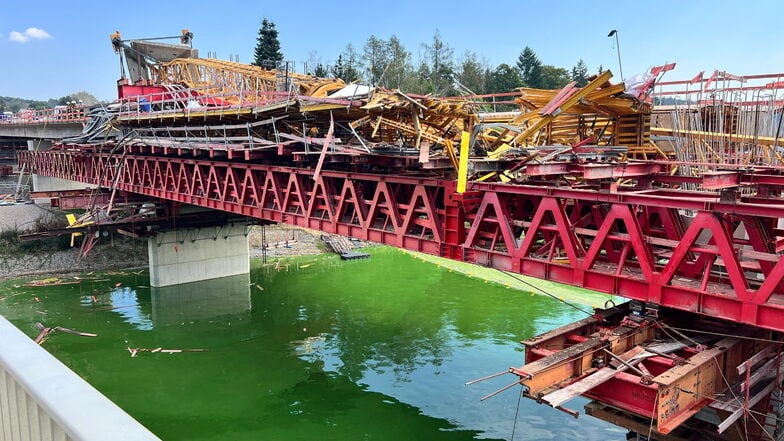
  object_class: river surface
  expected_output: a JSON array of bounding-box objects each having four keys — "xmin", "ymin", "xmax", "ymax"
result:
[{"xmin": 0, "ymin": 247, "xmax": 628, "ymax": 440}]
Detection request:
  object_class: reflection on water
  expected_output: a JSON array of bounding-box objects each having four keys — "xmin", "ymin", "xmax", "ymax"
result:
[
  {"xmin": 0, "ymin": 249, "xmax": 627, "ymax": 440},
  {"xmin": 150, "ymin": 273, "xmax": 251, "ymax": 326},
  {"xmin": 107, "ymin": 287, "xmax": 153, "ymax": 330}
]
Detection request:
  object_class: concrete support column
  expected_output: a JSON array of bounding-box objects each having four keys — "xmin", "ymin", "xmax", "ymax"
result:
[{"xmin": 147, "ymin": 223, "xmax": 250, "ymax": 287}]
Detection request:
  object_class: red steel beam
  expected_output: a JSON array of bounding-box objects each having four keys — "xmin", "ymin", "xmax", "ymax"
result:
[{"xmin": 18, "ymin": 149, "xmax": 784, "ymax": 332}]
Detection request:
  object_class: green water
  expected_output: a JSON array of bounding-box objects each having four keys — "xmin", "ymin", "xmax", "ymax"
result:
[{"xmin": 0, "ymin": 247, "xmax": 627, "ymax": 440}]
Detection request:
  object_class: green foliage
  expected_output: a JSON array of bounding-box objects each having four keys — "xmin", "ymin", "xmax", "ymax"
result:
[
  {"xmin": 539, "ymin": 65, "xmax": 571, "ymax": 89},
  {"xmin": 0, "ymin": 97, "xmax": 48, "ymax": 112},
  {"xmin": 57, "ymin": 95, "xmax": 74, "ymax": 105},
  {"xmin": 0, "ymin": 90, "xmax": 99, "ymax": 114},
  {"xmin": 383, "ymin": 36, "xmax": 412, "ymax": 90},
  {"xmin": 0, "ymin": 227, "xmax": 19, "ymax": 248},
  {"xmin": 70, "ymin": 91, "xmax": 99, "ymax": 106},
  {"xmin": 361, "ymin": 35, "xmax": 414, "ymax": 90},
  {"xmin": 516, "ymin": 46, "xmax": 542, "ymax": 88},
  {"xmin": 571, "ymin": 59, "xmax": 589, "ymax": 87},
  {"xmin": 487, "ymin": 63, "xmax": 522, "ymax": 93},
  {"xmin": 302, "ymin": 34, "xmax": 593, "ymax": 95},
  {"xmin": 253, "ymin": 18, "xmax": 284, "ymax": 68},
  {"xmin": 0, "ymin": 215, "xmax": 71, "ymax": 256},
  {"xmin": 363, "ymin": 35, "xmax": 387, "ymax": 85},
  {"xmin": 421, "ymin": 30, "xmax": 455, "ymax": 96},
  {"xmin": 313, "ymin": 63, "xmax": 328, "ymax": 78},
  {"xmin": 331, "ymin": 46, "xmax": 361, "ymax": 83},
  {"xmin": 455, "ymin": 51, "xmax": 487, "ymax": 95}
]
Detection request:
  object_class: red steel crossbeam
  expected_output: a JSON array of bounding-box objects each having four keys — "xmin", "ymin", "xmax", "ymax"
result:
[{"xmin": 18, "ymin": 149, "xmax": 784, "ymax": 331}]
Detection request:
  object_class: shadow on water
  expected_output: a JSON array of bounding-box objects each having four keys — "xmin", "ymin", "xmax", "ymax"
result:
[{"xmin": 0, "ymin": 248, "xmax": 627, "ymax": 440}]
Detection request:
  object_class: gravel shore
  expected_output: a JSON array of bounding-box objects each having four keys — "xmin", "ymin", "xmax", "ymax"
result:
[
  {"xmin": 0, "ymin": 204, "xmax": 327, "ymax": 279},
  {"xmin": 0, "ymin": 204, "xmax": 149, "ymax": 279},
  {"xmin": 247, "ymin": 225, "xmax": 325, "ymax": 259}
]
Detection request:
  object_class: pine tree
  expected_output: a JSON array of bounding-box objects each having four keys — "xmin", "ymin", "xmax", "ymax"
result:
[
  {"xmin": 331, "ymin": 53, "xmax": 360, "ymax": 83},
  {"xmin": 253, "ymin": 18, "xmax": 283, "ymax": 68},
  {"xmin": 571, "ymin": 59, "xmax": 589, "ymax": 87},
  {"xmin": 314, "ymin": 63, "xmax": 328, "ymax": 78},
  {"xmin": 384, "ymin": 35, "xmax": 411, "ymax": 90},
  {"xmin": 516, "ymin": 46, "xmax": 542, "ymax": 88},
  {"xmin": 331, "ymin": 55, "xmax": 345, "ymax": 79}
]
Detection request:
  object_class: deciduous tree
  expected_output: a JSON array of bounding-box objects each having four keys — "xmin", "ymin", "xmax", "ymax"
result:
[
  {"xmin": 539, "ymin": 65, "xmax": 571, "ymax": 89},
  {"xmin": 422, "ymin": 30, "xmax": 455, "ymax": 95},
  {"xmin": 455, "ymin": 51, "xmax": 487, "ymax": 95},
  {"xmin": 487, "ymin": 63, "xmax": 522, "ymax": 93}
]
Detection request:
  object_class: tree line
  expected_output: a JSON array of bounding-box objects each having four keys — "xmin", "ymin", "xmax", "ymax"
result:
[
  {"xmin": 0, "ymin": 91, "xmax": 99, "ymax": 113},
  {"xmin": 252, "ymin": 19, "xmax": 600, "ymax": 96}
]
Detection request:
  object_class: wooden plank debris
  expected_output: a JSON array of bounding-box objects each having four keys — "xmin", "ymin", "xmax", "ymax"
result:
[
  {"xmin": 33, "ymin": 322, "xmax": 97, "ymax": 345},
  {"xmin": 542, "ymin": 366, "xmax": 627, "ymax": 408},
  {"xmin": 127, "ymin": 347, "xmax": 208, "ymax": 357}
]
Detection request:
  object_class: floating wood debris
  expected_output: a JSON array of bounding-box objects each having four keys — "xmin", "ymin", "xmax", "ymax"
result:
[
  {"xmin": 24, "ymin": 277, "xmax": 81, "ymax": 287},
  {"xmin": 127, "ymin": 347, "xmax": 209, "ymax": 357},
  {"xmin": 33, "ymin": 322, "xmax": 97, "ymax": 345}
]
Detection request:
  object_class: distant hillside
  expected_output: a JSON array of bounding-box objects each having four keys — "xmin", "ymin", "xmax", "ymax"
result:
[{"xmin": 0, "ymin": 91, "xmax": 99, "ymax": 113}]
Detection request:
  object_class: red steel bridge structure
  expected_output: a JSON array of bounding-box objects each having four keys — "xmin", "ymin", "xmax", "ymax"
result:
[
  {"xmin": 10, "ymin": 38, "xmax": 784, "ymax": 437},
  {"xmin": 18, "ymin": 147, "xmax": 784, "ymax": 334}
]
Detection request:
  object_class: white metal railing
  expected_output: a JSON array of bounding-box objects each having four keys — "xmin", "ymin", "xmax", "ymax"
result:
[
  {"xmin": 116, "ymin": 84, "xmax": 294, "ymax": 121},
  {"xmin": 0, "ymin": 315, "xmax": 160, "ymax": 441},
  {"xmin": 0, "ymin": 107, "xmax": 87, "ymax": 125}
]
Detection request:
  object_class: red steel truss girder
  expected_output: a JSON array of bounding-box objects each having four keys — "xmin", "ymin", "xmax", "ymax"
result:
[
  {"xmin": 20, "ymin": 151, "xmax": 447, "ymax": 255},
  {"xmin": 461, "ymin": 183, "xmax": 784, "ymax": 330},
  {"xmin": 18, "ymin": 149, "xmax": 784, "ymax": 331}
]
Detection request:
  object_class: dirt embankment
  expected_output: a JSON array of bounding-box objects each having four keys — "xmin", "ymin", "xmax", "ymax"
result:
[{"xmin": 0, "ymin": 204, "xmax": 326, "ymax": 279}]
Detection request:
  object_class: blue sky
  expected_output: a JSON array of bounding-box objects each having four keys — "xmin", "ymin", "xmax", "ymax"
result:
[{"xmin": 1, "ymin": 0, "xmax": 782, "ymax": 101}]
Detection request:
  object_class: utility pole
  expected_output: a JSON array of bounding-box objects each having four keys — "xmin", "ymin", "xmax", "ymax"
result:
[{"xmin": 607, "ymin": 30, "xmax": 624, "ymax": 81}]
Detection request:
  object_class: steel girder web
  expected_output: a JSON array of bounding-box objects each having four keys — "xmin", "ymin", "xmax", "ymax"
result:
[
  {"xmin": 461, "ymin": 181, "xmax": 784, "ymax": 331},
  {"xmin": 18, "ymin": 149, "xmax": 784, "ymax": 332}
]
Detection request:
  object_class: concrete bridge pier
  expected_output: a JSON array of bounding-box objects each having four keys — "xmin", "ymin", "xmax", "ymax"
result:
[{"xmin": 148, "ymin": 223, "xmax": 250, "ymax": 287}]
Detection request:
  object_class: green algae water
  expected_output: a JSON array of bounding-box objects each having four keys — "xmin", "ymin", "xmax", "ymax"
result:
[{"xmin": 0, "ymin": 247, "xmax": 626, "ymax": 440}]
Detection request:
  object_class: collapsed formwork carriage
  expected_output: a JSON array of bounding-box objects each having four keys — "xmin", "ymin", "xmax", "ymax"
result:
[{"xmin": 491, "ymin": 302, "xmax": 784, "ymax": 441}]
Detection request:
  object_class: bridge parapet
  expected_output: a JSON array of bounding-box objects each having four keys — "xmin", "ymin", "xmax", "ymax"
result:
[
  {"xmin": 0, "ymin": 106, "xmax": 87, "ymax": 140},
  {"xmin": 0, "ymin": 315, "xmax": 160, "ymax": 440},
  {"xmin": 0, "ymin": 106, "xmax": 87, "ymax": 126}
]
